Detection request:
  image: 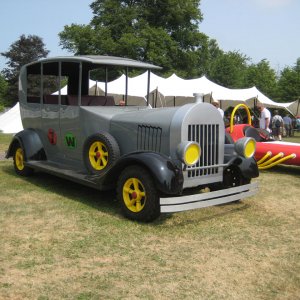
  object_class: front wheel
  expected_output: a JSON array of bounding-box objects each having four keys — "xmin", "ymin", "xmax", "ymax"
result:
[
  {"xmin": 13, "ymin": 145, "xmax": 34, "ymax": 176},
  {"xmin": 117, "ymin": 166, "xmax": 160, "ymax": 222}
]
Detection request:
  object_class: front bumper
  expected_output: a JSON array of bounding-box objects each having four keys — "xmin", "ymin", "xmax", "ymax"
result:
[{"xmin": 160, "ymin": 182, "xmax": 258, "ymax": 213}]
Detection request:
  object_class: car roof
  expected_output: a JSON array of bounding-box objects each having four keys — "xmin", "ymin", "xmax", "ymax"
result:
[{"xmin": 25, "ymin": 55, "xmax": 162, "ymax": 70}]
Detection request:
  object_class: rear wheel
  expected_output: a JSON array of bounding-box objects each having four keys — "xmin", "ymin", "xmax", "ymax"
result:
[
  {"xmin": 117, "ymin": 166, "xmax": 160, "ymax": 222},
  {"xmin": 13, "ymin": 145, "xmax": 34, "ymax": 176}
]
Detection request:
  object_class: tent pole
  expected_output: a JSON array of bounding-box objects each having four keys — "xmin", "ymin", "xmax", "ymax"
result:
[
  {"xmin": 296, "ymin": 98, "xmax": 300, "ymax": 116},
  {"xmin": 125, "ymin": 67, "xmax": 128, "ymax": 105},
  {"xmin": 146, "ymin": 70, "xmax": 150, "ymax": 106},
  {"xmin": 105, "ymin": 67, "xmax": 108, "ymax": 96}
]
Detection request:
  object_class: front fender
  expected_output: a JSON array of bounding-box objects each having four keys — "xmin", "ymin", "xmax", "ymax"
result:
[
  {"xmin": 103, "ymin": 151, "xmax": 184, "ymax": 195},
  {"xmin": 6, "ymin": 129, "xmax": 46, "ymax": 161},
  {"xmin": 225, "ymin": 155, "xmax": 259, "ymax": 179}
]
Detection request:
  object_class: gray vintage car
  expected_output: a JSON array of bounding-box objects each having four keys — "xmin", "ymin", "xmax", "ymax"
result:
[{"xmin": 6, "ymin": 56, "xmax": 259, "ymax": 221}]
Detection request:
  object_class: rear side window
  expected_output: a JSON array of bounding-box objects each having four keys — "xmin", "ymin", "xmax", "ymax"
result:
[
  {"xmin": 27, "ymin": 63, "xmax": 41, "ymax": 103},
  {"xmin": 43, "ymin": 62, "xmax": 59, "ymax": 105}
]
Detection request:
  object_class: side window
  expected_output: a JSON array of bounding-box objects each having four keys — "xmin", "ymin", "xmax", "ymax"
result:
[
  {"xmin": 27, "ymin": 63, "xmax": 41, "ymax": 103},
  {"xmin": 61, "ymin": 62, "xmax": 80, "ymax": 106},
  {"xmin": 43, "ymin": 62, "xmax": 59, "ymax": 105}
]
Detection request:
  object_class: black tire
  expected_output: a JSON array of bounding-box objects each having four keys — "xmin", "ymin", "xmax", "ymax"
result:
[
  {"xmin": 83, "ymin": 132, "xmax": 120, "ymax": 174},
  {"xmin": 13, "ymin": 144, "xmax": 34, "ymax": 176},
  {"xmin": 117, "ymin": 165, "xmax": 160, "ymax": 222}
]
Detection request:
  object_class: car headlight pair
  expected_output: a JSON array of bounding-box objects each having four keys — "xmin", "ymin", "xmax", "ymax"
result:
[
  {"xmin": 177, "ymin": 137, "xmax": 255, "ymax": 167},
  {"xmin": 177, "ymin": 141, "xmax": 201, "ymax": 166}
]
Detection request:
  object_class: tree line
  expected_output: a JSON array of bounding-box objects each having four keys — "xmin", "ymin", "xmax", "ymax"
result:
[{"xmin": 1, "ymin": 0, "xmax": 300, "ymax": 109}]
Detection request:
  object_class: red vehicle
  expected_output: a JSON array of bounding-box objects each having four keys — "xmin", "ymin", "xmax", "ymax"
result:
[{"xmin": 226, "ymin": 104, "xmax": 300, "ymax": 169}]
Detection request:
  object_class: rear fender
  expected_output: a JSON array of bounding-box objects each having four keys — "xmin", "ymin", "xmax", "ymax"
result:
[{"xmin": 6, "ymin": 129, "xmax": 46, "ymax": 161}]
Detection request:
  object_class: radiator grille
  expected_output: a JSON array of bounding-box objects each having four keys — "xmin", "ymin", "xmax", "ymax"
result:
[
  {"xmin": 137, "ymin": 125, "xmax": 162, "ymax": 152},
  {"xmin": 187, "ymin": 124, "xmax": 220, "ymax": 177}
]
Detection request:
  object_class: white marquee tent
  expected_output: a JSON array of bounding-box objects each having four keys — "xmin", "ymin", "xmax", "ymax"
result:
[
  {"xmin": 0, "ymin": 103, "xmax": 23, "ymax": 134},
  {"xmin": 96, "ymin": 72, "xmax": 299, "ymax": 115},
  {"xmin": 1, "ymin": 72, "xmax": 299, "ymax": 134}
]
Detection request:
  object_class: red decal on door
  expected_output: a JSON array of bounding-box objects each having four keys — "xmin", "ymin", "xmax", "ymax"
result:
[{"xmin": 48, "ymin": 128, "xmax": 57, "ymax": 145}]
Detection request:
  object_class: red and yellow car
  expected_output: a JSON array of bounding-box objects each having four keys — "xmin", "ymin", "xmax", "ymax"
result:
[{"xmin": 226, "ymin": 104, "xmax": 300, "ymax": 169}]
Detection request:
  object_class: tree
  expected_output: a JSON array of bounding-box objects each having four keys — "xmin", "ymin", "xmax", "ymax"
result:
[
  {"xmin": 207, "ymin": 51, "xmax": 249, "ymax": 88},
  {"xmin": 245, "ymin": 59, "xmax": 278, "ymax": 99},
  {"xmin": 59, "ymin": 0, "xmax": 209, "ymax": 78},
  {"xmin": 277, "ymin": 58, "xmax": 300, "ymax": 102},
  {"xmin": 0, "ymin": 74, "xmax": 8, "ymax": 111},
  {"xmin": 1, "ymin": 34, "xmax": 49, "ymax": 106}
]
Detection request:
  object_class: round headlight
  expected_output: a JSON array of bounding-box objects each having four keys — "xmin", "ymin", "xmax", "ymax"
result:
[
  {"xmin": 235, "ymin": 137, "xmax": 256, "ymax": 158},
  {"xmin": 177, "ymin": 141, "xmax": 201, "ymax": 166}
]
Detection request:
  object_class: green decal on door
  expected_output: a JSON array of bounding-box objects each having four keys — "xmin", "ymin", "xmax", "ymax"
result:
[{"xmin": 65, "ymin": 133, "xmax": 77, "ymax": 149}]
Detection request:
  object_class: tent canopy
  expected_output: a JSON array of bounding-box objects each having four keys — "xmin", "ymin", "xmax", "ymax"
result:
[{"xmin": 1, "ymin": 72, "xmax": 299, "ymax": 134}]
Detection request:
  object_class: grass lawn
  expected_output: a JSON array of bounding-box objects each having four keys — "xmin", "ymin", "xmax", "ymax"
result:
[{"xmin": 0, "ymin": 133, "xmax": 299, "ymax": 299}]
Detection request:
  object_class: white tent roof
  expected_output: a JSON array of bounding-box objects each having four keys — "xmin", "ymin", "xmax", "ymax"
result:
[
  {"xmin": 0, "ymin": 103, "xmax": 23, "ymax": 133},
  {"xmin": 1, "ymin": 72, "xmax": 299, "ymax": 134}
]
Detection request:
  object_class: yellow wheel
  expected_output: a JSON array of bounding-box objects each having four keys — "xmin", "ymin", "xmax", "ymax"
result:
[
  {"xmin": 89, "ymin": 141, "xmax": 109, "ymax": 171},
  {"xmin": 15, "ymin": 148, "xmax": 25, "ymax": 171},
  {"xmin": 83, "ymin": 132, "xmax": 120, "ymax": 174},
  {"xmin": 13, "ymin": 144, "xmax": 34, "ymax": 176},
  {"xmin": 123, "ymin": 177, "xmax": 146, "ymax": 212},
  {"xmin": 117, "ymin": 166, "xmax": 160, "ymax": 222}
]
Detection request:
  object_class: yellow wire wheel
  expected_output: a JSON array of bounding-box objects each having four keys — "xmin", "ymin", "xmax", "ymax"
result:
[
  {"xmin": 123, "ymin": 177, "xmax": 146, "ymax": 212},
  {"xmin": 117, "ymin": 166, "xmax": 160, "ymax": 222},
  {"xmin": 13, "ymin": 144, "xmax": 33, "ymax": 176},
  {"xmin": 89, "ymin": 141, "xmax": 109, "ymax": 171},
  {"xmin": 83, "ymin": 132, "xmax": 120, "ymax": 174},
  {"xmin": 15, "ymin": 147, "xmax": 25, "ymax": 171}
]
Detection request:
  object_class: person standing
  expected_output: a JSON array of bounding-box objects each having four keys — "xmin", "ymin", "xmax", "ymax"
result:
[
  {"xmin": 211, "ymin": 100, "xmax": 224, "ymax": 118},
  {"xmin": 257, "ymin": 103, "xmax": 271, "ymax": 132},
  {"xmin": 271, "ymin": 110, "xmax": 283, "ymax": 141},
  {"xmin": 283, "ymin": 113, "xmax": 292, "ymax": 137}
]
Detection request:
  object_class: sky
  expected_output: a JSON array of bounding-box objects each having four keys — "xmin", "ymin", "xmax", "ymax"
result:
[{"xmin": 0, "ymin": 0, "xmax": 299, "ymax": 73}]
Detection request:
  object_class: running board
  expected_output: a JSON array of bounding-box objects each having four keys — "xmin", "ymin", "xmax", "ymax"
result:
[{"xmin": 25, "ymin": 160, "xmax": 102, "ymax": 190}]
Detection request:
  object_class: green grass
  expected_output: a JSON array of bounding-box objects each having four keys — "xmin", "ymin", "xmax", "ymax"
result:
[
  {"xmin": 0, "ymin": 133, "xmax": 12, "ymax": 153},
  {"xmin": 0, "ymin": 133, "xmax": 300, "ymax": 299},
  {"xmin": 283, "ymin": 130, "xmax": 300, "ymax": 143}
]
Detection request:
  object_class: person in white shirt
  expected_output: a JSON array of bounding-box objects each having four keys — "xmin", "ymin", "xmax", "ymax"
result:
[
  {"xmin": 257, "ymin": 103, "xmax": 271, "ymax": 132},
  {"xmin": 211, "ymin": 100, "xmax": 224, "ymax": 118}
]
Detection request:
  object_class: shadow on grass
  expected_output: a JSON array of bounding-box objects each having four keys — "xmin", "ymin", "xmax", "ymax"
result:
[
  {"xmin": 156, "ymin": 202, "xmax": 251, "ymax": 226},
  {"xmin": 1, "ymin": 163, "xmax": 253, "ymax": 225},
  {"xmin": 1, "ymin": 164, "xmax": 120, "ymax": 218}
]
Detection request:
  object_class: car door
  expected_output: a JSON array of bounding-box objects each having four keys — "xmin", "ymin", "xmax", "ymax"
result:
[{"xmin": 41, "ymin": 61, "xmax": 62, "ymax": 161}]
